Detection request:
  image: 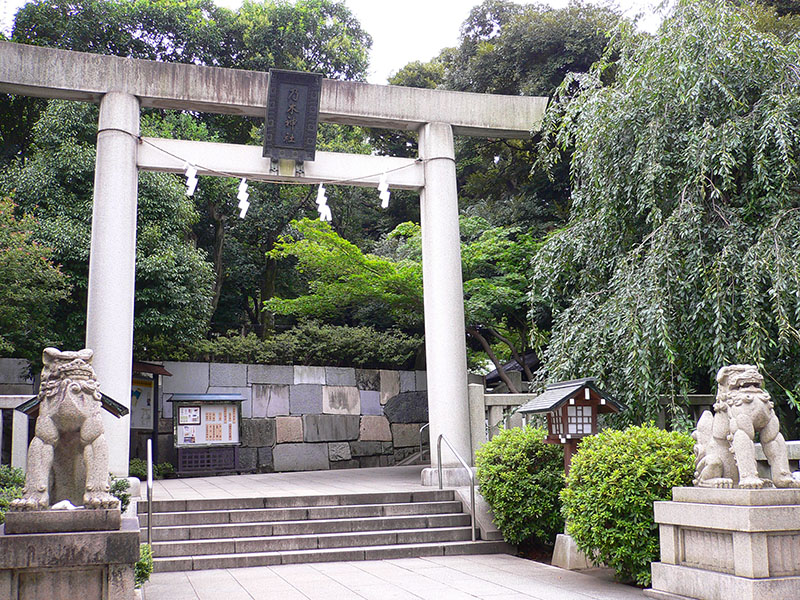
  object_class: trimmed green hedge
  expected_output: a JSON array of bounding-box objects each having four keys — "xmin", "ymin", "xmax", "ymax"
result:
[
  {"xmin": 561, "ymin": 425, "xmax": 694, "ymax": 585},
  {"xmin": 475, "ymin": 425, "xmax": 564, "ymax": 545}
]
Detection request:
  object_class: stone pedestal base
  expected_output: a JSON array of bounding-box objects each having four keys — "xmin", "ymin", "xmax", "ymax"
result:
[
  {"xmin": 551, "ymin": 533, "xmax": 593, "ymax": 570},
  {"xmin": 4, "ymin": 508, "xmax": 121, "ymax": 534},
  {"xmin": 0, "ymin": 516, "xmax": 140, "ymax": 600},
  {"xmin": 421, "ymin": 466, "xmax": 476, "ymax": 487},
  {"xmin": 645, "ymin": 487, "xmax": 800, "ymax": 600}
]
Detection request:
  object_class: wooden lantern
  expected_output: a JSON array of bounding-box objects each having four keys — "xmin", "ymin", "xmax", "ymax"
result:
[{"xmin": 517, "ymin": 378, "xmax": 624, "ymax": 475}]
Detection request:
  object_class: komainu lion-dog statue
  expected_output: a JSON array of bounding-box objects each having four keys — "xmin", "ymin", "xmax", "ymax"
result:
[
  {"xmin": 11, "ymin": 348, "xmax": 119, "ymax": 510},
  {"xmin": 693, "ymin": 364, "xmax": 800, "ymax": 489}
]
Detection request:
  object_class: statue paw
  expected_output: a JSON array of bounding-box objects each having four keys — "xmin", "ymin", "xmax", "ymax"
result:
[
  {"xmin": 10, "ymin": 492, "xmax": 49, "ymax": 511},
  {"xmin": 738, "ymin": 476, "xmax": 764, "ymax": 489},
  {"xmin": 83, "ymin": 491, "xmax": 120, "ymax": 509},
  {"xmin": 696, "ymin": 478, "xmax": 733, "ymax": 488},
  {"xmin": 772, "ymin": 476, "xmax": 800, "ymax": 489}
]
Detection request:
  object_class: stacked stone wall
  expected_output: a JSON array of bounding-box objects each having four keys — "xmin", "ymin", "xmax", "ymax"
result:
[{"xmin": 159, "ymin": 362, "xmax": 428, "ymax": 473}]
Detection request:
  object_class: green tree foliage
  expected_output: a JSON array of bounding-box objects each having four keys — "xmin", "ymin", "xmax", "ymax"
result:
[
  {"xmin": 535, "ymin": 0, "xmax": 800, "ymax": 430},
  {"xmin": 443, "ymin": 0, "xmax": 621, "ymax": 231},
  {"xmin": 0, "ymin": 196, "xmax": 70, "ymax": 360},
  {"xmin": 0, "ymin": 101, "xmax": 214, "ymax": 356},
  {"xmin": 3, "ymin": 0, "xmax": 376, "ymax": 346},
  {"xmin": 475, "ymin": 426, "xmax": 564, "ymax": 546},
  {"xmin": 561, "ymin": 426, "xmax": 694, "ymax": 585},
  {"xmin": 266, "ymin": 217, "xmax": 540, "ymax": 375},
  {"xmin": 266, "ymin": 219, "xmax": 424, "ymax": 332}
]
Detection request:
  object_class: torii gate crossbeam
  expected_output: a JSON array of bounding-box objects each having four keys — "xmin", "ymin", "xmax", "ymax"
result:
[{"xmin": 0, "ymin": 41, "xmax": 547, "ymax": 484}]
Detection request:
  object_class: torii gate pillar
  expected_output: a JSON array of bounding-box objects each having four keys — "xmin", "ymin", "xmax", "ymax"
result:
[
  {"xmin": 86, "ymin": 92, "xmax": 140, "ymax": 476},
  {"xmin": 418, "ymin": 122, "xmax": 472, "ymax": 485}
]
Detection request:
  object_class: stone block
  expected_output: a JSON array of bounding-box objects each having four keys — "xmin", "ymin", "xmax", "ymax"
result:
[
  {"xmin": 328, "ymin": 442, "xmax": 352, "ymax": 461},
  {"xmin": 394, "ymin": 447, "xmax": 417, "ymax": 463},
  {"xmin": 359, "ymin": 416, "xmax": 392, "ymax": 441},
  {"xmin": 350, "ymin": 441, "xmax": 384, "ymax": 457},
  {"xmin": 380, "ymin": 370, "xmax": 400, "ymax": 405},
  {"xmin": 276, "ymin": 416, "xmax": 303, "ymax": 443},
  {"xmin": 392, "ymin": 423, "xmax": 423, "ymax": 448},
  {"xmin": 238, "ymin": 447, "xmax": 258, "ymax": 471},
  {"xmin": 384, "ymin": 391, "xmax": 428, "ymax": 423},
  {"xmin": 240, "ymin": 418, "xmax": 276, "ymax": 447},
  {"xmin": 252, "ymin": 384, "xmax": 290, "ymax": 417},
  {"xmin": 258, "ymin": 447, "xmax": 274, "ymax": 471},
  {"xmin": 649, "ymin": 488, "xmax": 800, "ymax": 600},
  {"xmin": 294, "ymin": 365, "xmax": 326, "ymax": 384},
  {"xmin": 358, "ymin": 456, "xmax": 381, "ymax": 468},
  {"xmin": 551, "ymin": 533, "xmax": 593, "ymax": 570},
  {"xmin": 303, "ymin": 415, "xmax": 360, "ymax": 442},
  {"xmin": 209, "ymin": 363, "xmax": 247, "ymax": 387},
  {"xmin": 355, "ymin": 369, "xmax": 380, "ymax": 391},
  {"xmin": 330, "ymin": 459, "xmax": 360, "ymax": 470},
  {"xmin": 0, "ymin": 518, "xmax": 140, "ymax": 569},
  {"xmin": 289, "ymin": 384, "xmax": 322, "ymax": 415},
  {"xmin": 273, "ymin": 443, "xmax": 329, "ymax": 472},
  {"xmin": 162, "ymin": 361, "xmax": 209, "ymax": 393},
  {"xmin": 207, "ymin": 385, "xmax": 251, "ymax": 418},
  {"xmin": 248, "ymin": 364, "xmax": 293, "ymax": 385},
  {"xmin": 416, "ymin": 370, "xmax": 427, "ymax": 391},
  {"xmin": 325, "ymin": 367, "xmax": 356, "ymax": 386},
  {"xmin": 322, "ymin": 386, "xmax": 361, "ymax": 415},
  {"xmin": 360, "ymin": 390, "xmax": 382, "ymax": 416},
  {"xmin": 0, "ymin": 358, "xmax": 33, "ymax": 384},
  {"xmin": 399, "ymin": 370, "xmax": 416, "ymax": 392},
  {"xmin": 4, "ymin": 509, "xmax": 121, "ymax": 534},
  {"xmin": 380, "ymin": 455, "xmax": 395, "ymax": 467}
]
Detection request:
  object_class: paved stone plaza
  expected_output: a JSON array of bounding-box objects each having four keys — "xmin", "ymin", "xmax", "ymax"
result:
[{"xmin": 141, "ymin": 554, "xmax": 647, "ymax": 600}]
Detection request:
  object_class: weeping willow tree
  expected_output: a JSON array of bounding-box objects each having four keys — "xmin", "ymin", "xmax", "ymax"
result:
[{"xmin": 534, "ymin": 0, "xmax": 800, "ymax": 432}]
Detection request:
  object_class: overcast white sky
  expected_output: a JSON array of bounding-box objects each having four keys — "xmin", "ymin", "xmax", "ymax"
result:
[{"xmin": 0, "ymin": 0, "xmax": 664, "ymax": 84}]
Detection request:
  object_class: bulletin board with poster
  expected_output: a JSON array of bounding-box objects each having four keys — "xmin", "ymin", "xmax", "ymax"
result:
[{"xmin": 168, "ymin": 393, "xmax": 244, "ymax": 448}]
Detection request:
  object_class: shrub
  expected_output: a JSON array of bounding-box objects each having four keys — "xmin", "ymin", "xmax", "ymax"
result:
[
  {"xmin": 561, "ymin": 425, "xmax": 694, "ymax": 586},
  {"xmin": 135, "ymin": 543, "xmax": 154, "ymax": 588},
  {"xmin": 129, "ymin": 458, "xmax": 147, "ymax": 481},
  {"xmin": 475, "ymin": 425, "xmax": 564, "ymax": 545},
  {"xmin": 154, "ymin": 462, "xmax": 174, "ymax": 478},
  {"xmin": 109, "ymin": 475, "xmax": 131, "ymax": 513},
  {"xmin": 129, "ymin": 458, "xmax": 175, "ymax": 481},
  {"xmin": 0, "ymin": 465, "xmax": 25, "ymax": 524}
]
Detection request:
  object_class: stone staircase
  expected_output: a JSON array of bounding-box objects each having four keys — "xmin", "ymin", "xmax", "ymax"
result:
[{"xmin": 138, "ymin": 490, "xmax": 513, "ymax": 572}]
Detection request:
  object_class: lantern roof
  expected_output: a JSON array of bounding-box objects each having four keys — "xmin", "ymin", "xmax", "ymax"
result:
[{"xmin": 516, "ymin": 377, "xmax": 624, "ymax": 415}]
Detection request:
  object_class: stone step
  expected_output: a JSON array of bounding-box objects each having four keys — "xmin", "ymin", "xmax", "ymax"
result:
[
  {"xmin": 141, "ymin": 512, "xmax": 471, "ymax": 542},
  {"xmin": 138, "ymin": 490, "xmax": 454, "ymax": 514},
  {"xmin": 140, "ymin": 500, "xmax": 464, "ymax": 527},
  {"xmin": 153, "ymin": 540, "xmax": 515, "ymax": 572},
  {"xmin": 152, "ymin": 526, "xmax": 473, "ymax": 557}
]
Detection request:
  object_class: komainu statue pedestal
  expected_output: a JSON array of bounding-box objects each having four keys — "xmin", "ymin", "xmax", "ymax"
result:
[
  {"xmin": 645, "ymin": 487, "xmax": 800, "ymax": 600},
  {"xmin": 0, "ymin": 509, "xmax": 139, "ymax": 600}
]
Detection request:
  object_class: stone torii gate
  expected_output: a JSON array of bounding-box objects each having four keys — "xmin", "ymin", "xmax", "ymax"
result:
[{"xmin": 0, "ymin": 41, "xmax": 547, "ymax": 482}]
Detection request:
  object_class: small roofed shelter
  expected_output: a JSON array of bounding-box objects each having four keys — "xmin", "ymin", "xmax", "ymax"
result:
[{"xmin": 517, "ymin": 378, "xmax": 624, "ymax": 474}]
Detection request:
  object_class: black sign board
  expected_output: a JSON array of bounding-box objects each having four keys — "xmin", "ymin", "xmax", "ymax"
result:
[{"xmin": 263, "ymin": 69, "xmax": 323, "ymax": 162}]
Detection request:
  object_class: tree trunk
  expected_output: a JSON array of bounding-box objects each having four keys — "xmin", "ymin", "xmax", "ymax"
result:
[
  {"xmin": 489, "ymin": 328, "xmax": 535, "ymax": 382},
  {"xmin": 466, "ymin": 326, "xmax": 519, "ymax": 393},
  {"xmin": 208, "ymin": 201, "xmax": 226, "ymax": 314}
]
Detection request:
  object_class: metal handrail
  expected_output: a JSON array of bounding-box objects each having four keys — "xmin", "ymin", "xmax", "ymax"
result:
[
  {"xmin": 436, "ymin": 434, "xmax": 477, "ymax": 541},
  {"xmin": 419, "ymin": 423, "xmax": 429, "ymax": 460},
  {"xmin": 146, "ymin": 438, "xmax": 153, "ymax": 547}
]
